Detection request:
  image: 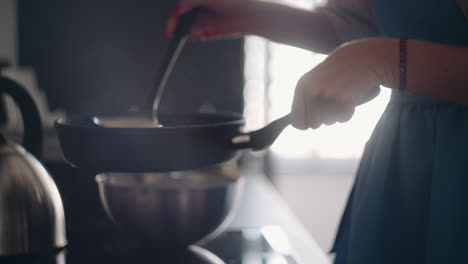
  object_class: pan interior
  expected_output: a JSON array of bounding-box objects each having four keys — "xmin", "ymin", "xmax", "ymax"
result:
[
  {"xmin": 59, "ymin": 112, "xmax": 244, "ymax": 129},
  {"xmin": 159, "ymin": 112, "xmax": 242, "ymax": 126}
]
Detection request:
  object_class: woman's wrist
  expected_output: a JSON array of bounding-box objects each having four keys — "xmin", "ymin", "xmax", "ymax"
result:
[
  {"xmin": 369, "ymin": 38, "xmax": 468, "ymax": 105},
  {"xmin": 364, "ymin": 38, "xmax": 401, "ymax": 90}
]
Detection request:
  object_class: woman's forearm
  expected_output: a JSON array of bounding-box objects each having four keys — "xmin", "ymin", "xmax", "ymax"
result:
[
  {"xmin": 288, "ymin": 37, "xmax": 468, "ymax": 129},
  {"xmin": 247, "ymin": 1, "xmax": 342, "ymax": 54},
  {"xmin": 381, "ymin": 39, "xmax": 468, "ymax": 105}
]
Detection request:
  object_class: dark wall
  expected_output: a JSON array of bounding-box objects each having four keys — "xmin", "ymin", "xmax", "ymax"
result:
[{"xmin": 18, "ymin": 0, "xmax": 244, "ymax": 116}]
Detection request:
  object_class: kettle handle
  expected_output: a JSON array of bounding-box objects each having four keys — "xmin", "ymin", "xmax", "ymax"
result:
[{"xmin": 0, "ymin": 76, "xmax": 42, "ymax": 159}]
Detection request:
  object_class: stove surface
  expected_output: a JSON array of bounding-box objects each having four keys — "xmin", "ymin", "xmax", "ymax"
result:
[{"xmin": 2, "ymin": 226, "xmax": 299, "ymax": 264}]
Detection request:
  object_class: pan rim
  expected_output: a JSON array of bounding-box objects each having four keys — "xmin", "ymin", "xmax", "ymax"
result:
[{"xmin": 55, "ymin": 111, "xmax": 245, "ymax": 130}]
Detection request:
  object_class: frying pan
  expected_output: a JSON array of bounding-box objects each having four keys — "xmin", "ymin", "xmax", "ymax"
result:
[
  {"xmin": 55, "ymin": 112, "xmax": 290, "ymax": 173},
  {"xmin": 55, "ymin": 87, "xmax": 379, "ymax": 173}
]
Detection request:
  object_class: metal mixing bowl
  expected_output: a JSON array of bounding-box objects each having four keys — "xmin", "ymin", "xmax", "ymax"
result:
[{"xmin": 95, "ymin": 164, "xmax": 243, "ymax": 249}]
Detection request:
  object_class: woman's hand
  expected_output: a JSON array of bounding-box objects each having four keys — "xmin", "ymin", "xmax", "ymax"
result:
[
  {"xmin": 165, "ymin": 0, "xmax": 259, "ymax": 41},
  {"xmin": 290, "ymin": 38, "xmax": 399, "ymax": 130}
]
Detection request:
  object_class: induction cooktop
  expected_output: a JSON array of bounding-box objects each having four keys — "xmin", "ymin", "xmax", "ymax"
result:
[{"xmin": 2, "ymin": 226, "xmax": 299, "ymax": 264}]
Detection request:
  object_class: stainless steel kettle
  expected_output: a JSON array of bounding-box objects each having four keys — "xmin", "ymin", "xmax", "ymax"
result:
[{"xmin": 0, "ymin": 75, "xmax": 66, "ymax": 256}]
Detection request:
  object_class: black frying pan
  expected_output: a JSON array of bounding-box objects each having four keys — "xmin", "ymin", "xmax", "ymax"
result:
[
  {"xmin": 55, "ymin": 112, "xmax": 290, "ymax": 173},
  {"xmin": 55, "ymin": 87, "xmax": 379, "ymax": 173}
]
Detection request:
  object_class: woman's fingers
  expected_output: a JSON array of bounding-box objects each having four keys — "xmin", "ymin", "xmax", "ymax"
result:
[
  {"xmin": 291, "ymin": 85, "xmax": 308, "ymax": 130},
  {"xmin": 165, "ymin": 15, "xmax": 178, "ymax": 38},
  {"xmin": 291, "ymin": 72, "xmax": 357, "ymax": 129},
  {"xmin": 291, "ymin": 73, "xmax": 327, "ymax": 130},
  {"xmin": 166, "ymin": 0, "xmax": 224, "ymax": 39},
  {"xmin": 291, "ymin": 88, "xmax": 326, "ymax": 130},
  {"xmin": 321, "ymin": 103, "xmax": 339, "ymax": 126},
  {"xmin": 306, "ymin": 99, "xmax": 323, "ymax": 129},
  {"xmin": 321, "ymin": 102, "xmax": 355, "ymax": 125},
  {"xmin": 166, "ymin": 0, "xmax": 253, "ymax": 40},
  {"xmin": 189, "ymin": 10, "xmax": 224, "ymax": 40},
  {"xmin": 166, "ymin": 1, "xmax": 202, "ymax": 38},
  {"xmin": 336, "ymin": 106, "xmax": 354, "ymax": 123},
  {"xmin": 292, "ymin": 99, "xmax": 354, "ymax": 129},
  {"xmin": 166, "ymin": 8, "xmax": 219, "ymax": 40}
]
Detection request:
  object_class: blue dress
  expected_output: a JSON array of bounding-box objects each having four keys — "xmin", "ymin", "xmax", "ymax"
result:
[{"xmin": 332, "ymin": 1, "xmax": 468, "ymax": 263}]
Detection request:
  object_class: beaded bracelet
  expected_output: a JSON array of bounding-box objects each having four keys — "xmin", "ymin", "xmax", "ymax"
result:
[{"xmin": 398, "ymin": 37, "xmax": 408, "ymax": 91}]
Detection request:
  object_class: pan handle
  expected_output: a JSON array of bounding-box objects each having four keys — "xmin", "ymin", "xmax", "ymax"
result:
[
  {"xmin": 232, "ymin": 87, "xmax": 381, "ymax": 150},
  {"xmin": 232, "ymin": 114, "xmax": 290, "ymax": 151}
]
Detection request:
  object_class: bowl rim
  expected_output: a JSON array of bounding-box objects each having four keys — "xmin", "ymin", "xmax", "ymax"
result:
[{"xmin": 95, "ymin": 172, "xmax": 242, "ymax": 190}]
